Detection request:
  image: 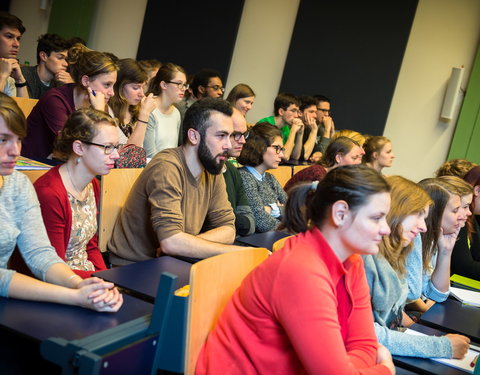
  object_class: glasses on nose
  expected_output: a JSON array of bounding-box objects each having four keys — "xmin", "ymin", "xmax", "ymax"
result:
[
  {"xmin": 269, "ymin": 145, "xmax": 285, "ymax": 154},
  {"xmin": 82, "ymin": 141, "xmax": 124, "ymax": 155},
  {"xmin": 231, "ymin": 131, "xmax": 249, "ymax": 141},
  {"xmin": 206, "ymin": 85, "xmax": 225, "ymax": 93},
  {"xmin": 318, "ymin": 108, "xmax": 331, "ymax": 114},
  {"xmin": 166, "ymin": 81, "xmax": 190, "ymax": 90}
]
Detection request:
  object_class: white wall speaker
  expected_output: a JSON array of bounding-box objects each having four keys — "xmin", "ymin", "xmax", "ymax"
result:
[{"xmin": 440, "ymin": 66, "xmax": 464, "ymax": 120}]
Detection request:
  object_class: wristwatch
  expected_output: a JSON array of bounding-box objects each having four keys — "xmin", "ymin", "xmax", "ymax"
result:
[{"xmin": 15, "ymin": 81, "xmax": 27, "ymax": 87}]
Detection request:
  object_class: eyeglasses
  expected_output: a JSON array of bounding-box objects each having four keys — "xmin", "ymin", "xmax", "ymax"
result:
[
  {"xmin": 269, "ymin": 145, "xmax": 285, "ymax": 154},
  {"xmin": 317, "ymin": 108, "xmax": 331, "ymax": 114},
  {"xmin": 82, "ymin": 141, "xmax": 124, "ymax": 155},
  {"xmin": 206, "ymin": 85, "xmax": 225, "ymax": 93},
  {"xmin": 231, "ymin": 131, "xmax": 249, "ymax": 141},
  {"xmin": 166, "ymin": 81, "xmax": 190, "ymax": 90}
]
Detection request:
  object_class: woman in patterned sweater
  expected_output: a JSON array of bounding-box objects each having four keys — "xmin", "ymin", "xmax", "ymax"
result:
[{"xmin": 237, "ymin": 123, "xmax": 287, "ymax": 232}]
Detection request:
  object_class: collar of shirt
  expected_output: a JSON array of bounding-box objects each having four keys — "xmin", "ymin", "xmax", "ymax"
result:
[{"xmin": 245, "ymin": 165, "xmax": 265, "ymax": 181}]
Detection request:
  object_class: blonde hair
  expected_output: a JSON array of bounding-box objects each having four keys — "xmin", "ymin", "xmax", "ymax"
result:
[
  {"xmin": 438, "ymin": 175, "xmax": 473, "ymax": 196},
  {"xmin": 363, "ymin": 135, "xmax": 391, "ymax": 163},
  {"xmin": 436, "ymin": 159, "xmax": 477, "ymax": 178},
  {"xmin": 0, "ymin": 93, "xmax": 26, "ymax": 138},
  {"xmin": 380, "ymin": 176, "xmax": 432, "ymax": 275},
  {"xmin": 331, "ymin": 129, "xmax": 366, "ymax": 146}
]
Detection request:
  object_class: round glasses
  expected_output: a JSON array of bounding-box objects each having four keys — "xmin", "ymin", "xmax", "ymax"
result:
[
  {"xmin": 82, "ymin": 141, "xmax": 124, "ymax": 155},
  {"xmin": 231, "ymin": 131, "xmax": 249, "ymax": 141},
  {"xmin": 269, "ymin": 145, "xmax": 285, "ymax": 154}
]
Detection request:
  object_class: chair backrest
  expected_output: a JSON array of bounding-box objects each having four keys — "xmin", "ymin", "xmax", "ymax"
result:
[
  {"xmin": 272, "ymin": 235, "xmax": 293, "ymax": 252},
  {"xmin": 293, "ymin": 165, "xmax": 310, "ymax": 175},
  {"xmin": 98, "ymin": 168, "xmax": 143, "ymax": 252},
  {"xmin": 12, "ymin": 97, "xmax": 39, "ymax": 117},
  {"xmin": 21, "ymin": 169, "xmax": 50, "ymax": 184},
  {"xmin": 184, "ymin": 248, "xmax": 269, "ymax": 374},
  {"xmin": 267, "ymin": 165, "xmax": 293, "ymax": 187}
]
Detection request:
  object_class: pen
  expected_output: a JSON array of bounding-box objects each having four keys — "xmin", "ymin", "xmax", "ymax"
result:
[
  {"xmin": 91, "ymin": 89, "xmax": 96, "ymax": 96},
  {"xmin": 471, "ymin": 354, "xmax": 478, "ymax": 368}
]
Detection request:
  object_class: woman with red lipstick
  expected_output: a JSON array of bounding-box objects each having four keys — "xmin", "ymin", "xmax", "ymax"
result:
[
  {"xmin": 364, "ymin": 176, "xmax": 470, "ymax": 358},
  {"xmin": 34, "ymin": 108, "xmax": 120, "ymax": 278},
  {"xmin": 405, "ymin": 177, "xmax": 470, "ymax": 313},
  {"xmin": 22, "ymin": 44, "xmax": 118, "ymax": 161},
  {"xmin": 144, "ymin": 62, "xmax": 187, "ymax": 158},
  {"xmin": 237, "ymin": 123, "xmax": 288, "ymax": 232}
]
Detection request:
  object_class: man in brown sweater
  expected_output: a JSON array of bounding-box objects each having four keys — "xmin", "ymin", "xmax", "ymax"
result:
[{"xmin": 108, "ymin": 98, "xmax": 249, "ymax": 265}]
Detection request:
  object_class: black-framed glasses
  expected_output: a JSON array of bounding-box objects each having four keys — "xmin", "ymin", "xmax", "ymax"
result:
[
  {"xmin": 206, "ymin": 85, "xmax": 225, "ymax": 93},
  {"xmin": 82, "ymin": 141, "xmax": 124, "ymax": 155},
  {"xmin": 317, "ymin": 108, "xmax": 331, "ymax": 114},
  {"xmin": 231, "ymin": 131, "xmax": 249, "ymax": 141},
  {"xmin": 166, "ymin": 81, "xmax": 190, "ymax": 90},
  {"xmin": 269, "ymin": 145, "xmax": 285, "ymax": 154}
]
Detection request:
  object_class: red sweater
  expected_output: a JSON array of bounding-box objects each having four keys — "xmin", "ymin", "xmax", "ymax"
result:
[
  {"xmin": 34, "ymin": 165, "xmax": 107, "ymax": 278},
  {"xmin": 284, "ymin": 164, "xmax": 328, "ymax": 192},
  {"xmin": 196, "ymin": 228, "xmax": 389, "ymax": 375}
]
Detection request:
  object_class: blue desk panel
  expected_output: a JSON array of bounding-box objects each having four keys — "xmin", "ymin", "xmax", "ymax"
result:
[{"xmin": 94, "ymin": 256, "xmax": 192, "ymax": 302}]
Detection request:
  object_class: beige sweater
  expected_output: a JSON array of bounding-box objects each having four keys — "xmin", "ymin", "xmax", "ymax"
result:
[{"xmin": 108, "ymin": 147, "xmax": 235, "ymax": 265}]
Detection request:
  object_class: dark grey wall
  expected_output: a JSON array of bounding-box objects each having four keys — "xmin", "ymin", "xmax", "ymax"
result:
[
  {"xmin": 280, "ymin": 0, "xmax": 418, "ymax": 136},
  {"xmin": 137, "ymin": 0, "xmax": 244, "ymax": 82}
]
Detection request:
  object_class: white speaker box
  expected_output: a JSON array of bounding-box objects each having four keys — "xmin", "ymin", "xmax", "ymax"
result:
[{"xmin": 440, "ymin": 66, "xmax": 464, "ymax": 120}]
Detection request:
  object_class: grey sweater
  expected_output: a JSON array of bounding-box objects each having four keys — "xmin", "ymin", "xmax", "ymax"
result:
[
  {"xmin": 363, "ymin": 254, "xmax": 452, "ymax": 358},
  {"xmin": 0, "ymin": 171, "xmax": 64, "ymax": 296}
]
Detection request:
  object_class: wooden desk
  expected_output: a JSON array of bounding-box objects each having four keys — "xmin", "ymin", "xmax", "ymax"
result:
[
  {"xmin": 236, "ymin": 230, "xmax": 292, "ymax": 250},
  {"xmin": 94, "ymin": 256, "xmax": 192, "ymax": 303},
  {"xmin": 420, "ymin": 297, "xmax": 480, "ymax": 343}
]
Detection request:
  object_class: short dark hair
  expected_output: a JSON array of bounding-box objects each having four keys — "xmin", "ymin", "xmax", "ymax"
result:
[
  {"xmin": 190, "ymin": 69, "xmax": 222, "ymax": 97},
  {"xmin": 237, "ymin": 122, "xmax": 282, "ymax": 167},
  {"xmin": 321, "ymin": 136, "xmax": 360, "ymax": 168},
  {"xmin": 313, "ymin": 94, "xmax": 331, "ymax": 105},
  {"xmin": 299, "ymin": 95, "xmax": 317, "ymax": 112},
  {"xmin": 273, "ymin": 93, "xmax": 300, "ymax": 116},
  {"xmin": 0, "ymin": 12, "xmax": 25, "ymax": 34},
  {"xmin": 182, "ymin": 98, "xmax": 233, "ymax": 144},
  {"xmin": 36, "ymin": 33, "xmax": 70, "ymax": 64},
  {"xmin": 226, "ymin": 83, "xmax": 255, "ymax": 104}
]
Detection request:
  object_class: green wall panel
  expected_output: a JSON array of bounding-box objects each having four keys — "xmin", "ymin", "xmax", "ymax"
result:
[{"xmin": 47, "ymin": 0, "xmax": 96, "ymax": 42}]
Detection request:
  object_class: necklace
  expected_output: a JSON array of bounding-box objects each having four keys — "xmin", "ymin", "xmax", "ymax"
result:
[{"xmin": 66, "ymin": 163, "xmax": 84, "ymax": 199}]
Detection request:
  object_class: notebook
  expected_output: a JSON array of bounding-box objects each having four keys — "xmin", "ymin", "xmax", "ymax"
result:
[{"xmin": 450, "ymin": 286, "xmax": 480, "ymax": 307}]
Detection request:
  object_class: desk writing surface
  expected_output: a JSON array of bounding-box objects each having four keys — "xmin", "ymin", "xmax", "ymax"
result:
[
  {"xmin": 420, "ymin": 297, "xmax": 480, "ymax": 342},
  {"xmin": 236, "ymin": 231, "xmax": 291, "ymax": 250},
  {"xmin": 0, "ymin": 294, "xmax": 152, "ymax": 343},
  {"xmin": 393, "ymin": 324, "xmax": 470, "ymax": 375},
  {"xmin": 94, "ymin": 256, "xmax": 192, "ymax": 302}
]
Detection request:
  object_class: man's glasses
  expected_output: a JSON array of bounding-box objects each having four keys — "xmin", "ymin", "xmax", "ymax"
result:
[
  {"xmin": 317, "ymin": 108, "xmax": 331, "ymax": 114},
  {"xmin": 269, "ymin": 145, "xmax": 285, "ymax": 154},
  {"xmin": 166, "ymin": 81, "xmax": 190, "ymax": 90},
  {"xmin": 82, "ymin": 141, "xmax": 124, "ymax": 155},
  {"xmin": 206, "ymin": 85, "xmax": 225, "ymax": 93},
  {"xmin": 231, "ymin": 131, "xmax": 249, "ymax": 141}
]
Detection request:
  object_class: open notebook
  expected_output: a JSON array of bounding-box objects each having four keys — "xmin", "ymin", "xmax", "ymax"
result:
[
  {"xmin": 450, "ymin": 286, "xmax": 480, "ymax": 307},
  {"xmin": 404, "ymin": 329, "xmax": 479, "ymax": 373}
]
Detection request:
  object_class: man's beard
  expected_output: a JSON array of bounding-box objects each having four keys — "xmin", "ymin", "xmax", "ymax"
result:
[{"xmin": 198, "ymin": 138, "xmax": 227, "ymax": 175}]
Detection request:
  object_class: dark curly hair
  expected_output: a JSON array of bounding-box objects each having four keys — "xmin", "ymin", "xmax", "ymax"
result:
[{"xmin": 237, "ymin": 122, "xmax": 282, "ymax": 167}]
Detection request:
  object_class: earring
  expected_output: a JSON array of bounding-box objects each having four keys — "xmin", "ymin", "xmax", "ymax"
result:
[{"xmin": 76, "ymin": 157, "xmax": 81, "ymax": 165}]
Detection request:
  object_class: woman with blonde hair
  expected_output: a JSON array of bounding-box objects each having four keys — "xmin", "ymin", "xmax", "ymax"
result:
[
  {"xmin": 436, "ymin": 158, "xmax": 477, "ymax": 178},
  {"xmin": 284, "ymin": 136, "xmax": 363, "ymax": 192},
  {"xmin": 363, "ymin": 136, "xmax": 395, "ymax": 173},
  {"xmin": 405, "ymin": 177, "xmax": 469, "ymax": 313},
  {"xmin": 364, "ymin": 175, "xmax": 470, "ymax": 358},
  {"xmin": 23, "ymin": 44, "xmax": 118, "ymax": 160},
  {"xmin": 331, "ymin": 129, "xmax": 366, "ymax": 146},
  {"xmin": 144, "ymin": 62, "xmax": 187, "ymax": 158}
]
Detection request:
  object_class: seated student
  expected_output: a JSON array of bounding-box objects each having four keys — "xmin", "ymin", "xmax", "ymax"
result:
[
  {"xmin": 108, "ymin": 58, "xmax": 156, "ymax": 167},
  {"xmin": 0, "ymin": 12, "xmax": 28, "ymax": 98},
  {"xmin": 298, "ymin": 95, "xmax": 320, "ymax": 161},
  {"xmin": 21, "ymin": 33, "xmax": 73, "ymax": 99},
  {"xmin": 0, "ymin": 92, "xmax": 122, "ymax": 310},
  {"xmin": 225, "ymin": 83, "xmax": 255, "ymax": 118},
  {"xmin": 363, "ymin": 136, "xmax": 395, "ymax": 174},
  {"xmin": 448, "ymin": 166, "xmax": 480, "ymax": 279},
  {"xmin": 308, "ymin": 94, "xmax": 335, "ymax": 162},
  {"xmin": 137, "ymin": 59, "xmax": 161, "ymax": 90},
  {"xmin": 34, "ymin": 109, "xmax": 120, "ymax": 278},
  {"xmin": 108, "ymin": 98, "xmax": 250, "ymax": 265},
  {"xmin": 223, "ymin": 108, "xmax": 255, "ymax": 236},
  {"xmin": 257, "ymin": 93, "xmax": 304, "ymax": 160},
  {"xmin": 332, "ymin": 128, "xmax": 366, "ymax": 147},
  {"xmin": 405, "ymin": 177, "xmax": 469, "ymax": 313},
  {"xmin": 144, "ymin": 63, "xmax": 186, "ymax": 158},
  {"xmin": 22, "ymin": 44, "xmax": 118, "ymax": 160},
  {"xmin": 363, "ymin": 175, "xmax": 470, "ymax": 358},
  {"xmin": 284, "ymin": 136, "xmax": 363, "ymax": 192},
  {"xmin": 237, "ymin": 123, "xmax": 287, "ymax": 233},
  {"xmin": 436, "ymin": 158, "xmax": 477, "ymax": 179},
  {"xmin": 198, "ymin": 165, "xmax": 395, "ymax": 375}
]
